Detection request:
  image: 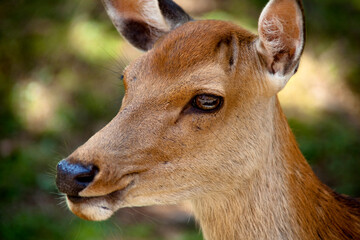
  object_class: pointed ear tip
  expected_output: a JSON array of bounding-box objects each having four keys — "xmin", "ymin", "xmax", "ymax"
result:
[{"xmin": 259, "ymin": 0, "xmax": 305, "ymax": 17}]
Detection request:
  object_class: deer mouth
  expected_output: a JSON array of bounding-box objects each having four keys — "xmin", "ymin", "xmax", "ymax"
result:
[
  {"xmin": 65, "ymin": 179, "xmax": 136, "ymax": 221},
  {"xmin": 67, "ymin": 187, "xmax": 125, "ymax": 204}
]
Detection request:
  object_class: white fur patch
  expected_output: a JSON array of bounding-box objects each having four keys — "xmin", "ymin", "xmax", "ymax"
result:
[
  {"xmin": 267, "ymin": 71, "xmax": 292, "ymax": 91},
  {"xmin": 140, "ymin": 0, "xmax": 170, "ymax": 32},
  {"xmin": 261, "ymin": 17, "xmax": 285, "ymax": 54},
  {"xmin": 67, "ymin": 197, "xmax": 114, "ymax": 221},
  {"xmin": 102, "ymin": 0, "xmax": 170, "ymax": 32}
]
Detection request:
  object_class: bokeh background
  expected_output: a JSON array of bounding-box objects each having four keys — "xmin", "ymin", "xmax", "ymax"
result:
[{"xmin": 1, "ymin": 0, "xmax": 359, "ymax": 239}]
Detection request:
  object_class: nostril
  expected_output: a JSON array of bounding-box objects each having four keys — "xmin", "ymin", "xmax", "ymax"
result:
[
  {"xmin": 56, "ymin": 159, "xmax": 99, "ymax": 196},
  {"xmin": 75, "ymin": 166, "xmax": 98, "ymax": 184}
]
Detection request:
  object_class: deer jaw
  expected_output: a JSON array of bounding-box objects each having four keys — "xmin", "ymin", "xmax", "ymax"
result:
[{"xmin": 62, "ymin": 20, "xmax": 283, "ymax": 221}]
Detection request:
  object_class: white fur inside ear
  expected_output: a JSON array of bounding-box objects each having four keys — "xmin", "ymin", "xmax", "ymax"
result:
[
  {"xmin": 256, "ymin": 38, "xmax": 293, "ymax": 92},
  {"xmin": 260, "ymin": 17, "xmax": 285, "ymax": 54},
  {"xmin": 257, "ymin": 0, "xmax": 304, "ymax": 92},
  {"xmin": 258, "ymin": 1, "xmax": 284, "ymax": 55},
  {"xmin": 267, "ymin": 71, "xmax": 292, "ymax": 92}
]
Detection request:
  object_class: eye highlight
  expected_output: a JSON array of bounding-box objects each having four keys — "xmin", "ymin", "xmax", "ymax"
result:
[{"xmin": 192, "ymin": 94, "xmax": 223, "ymax": 112}]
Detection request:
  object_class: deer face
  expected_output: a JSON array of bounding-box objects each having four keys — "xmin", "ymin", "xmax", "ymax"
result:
[{"xmin": 56, "ymin": 0, "xmax": 304, "ymax": 221}]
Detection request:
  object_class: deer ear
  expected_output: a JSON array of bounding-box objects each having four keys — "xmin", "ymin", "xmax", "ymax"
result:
[
  {"xmin": 257, "ymin": 0, "xmax": 305, "ymax": 91},
  {"xmin": 102, "ymin": 0, "xmax": 192, "ymax": 51}
]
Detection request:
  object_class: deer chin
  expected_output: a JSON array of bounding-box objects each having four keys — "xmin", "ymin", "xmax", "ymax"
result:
[{"xmin": 65, "ymin": 181, "xmax": 135, "ymax": 221}]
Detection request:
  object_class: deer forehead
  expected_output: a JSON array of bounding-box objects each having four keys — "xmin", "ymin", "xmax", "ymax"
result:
[{"xmin": 123, "ymin": 20, "xmax": 257, "ymax": 97}]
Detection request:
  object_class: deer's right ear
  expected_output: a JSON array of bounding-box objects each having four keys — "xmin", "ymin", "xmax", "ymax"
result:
[{"xmin": 102, "ymin": 0, "xmax": 192, "ymax": 51}]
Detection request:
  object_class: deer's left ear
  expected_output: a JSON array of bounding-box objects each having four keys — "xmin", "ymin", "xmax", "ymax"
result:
[{"xmin": 257, "ymin": 0, "xmax": 305, "ymax": 91}]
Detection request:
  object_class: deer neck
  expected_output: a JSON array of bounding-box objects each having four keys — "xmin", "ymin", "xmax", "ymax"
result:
[
  {"xmin": 190, "ymin": 96, "xmax": 357, "ymax": 240},
  {"xmin": 189, "ymin": 96, "xmax": 297, "ymax": 239}
]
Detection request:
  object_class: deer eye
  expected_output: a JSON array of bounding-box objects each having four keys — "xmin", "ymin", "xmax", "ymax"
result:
[{"xmin": 192, "ymin": 94, "xmax": 223, "ymax": 112}]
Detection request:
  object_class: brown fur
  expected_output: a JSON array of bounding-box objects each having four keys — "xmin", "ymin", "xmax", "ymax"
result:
[
  {"xmin": 277, "ymin": 99, "xmax": 360, "ymax": 239},
  {"xmin": 59, "ymin": 1, "xmax": 360, "ymax": 239}
]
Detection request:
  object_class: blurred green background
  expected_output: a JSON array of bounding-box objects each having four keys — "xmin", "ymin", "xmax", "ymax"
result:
[{"xmin": 0, "ymin": 0, "xmax": 359, "ymax": 239}]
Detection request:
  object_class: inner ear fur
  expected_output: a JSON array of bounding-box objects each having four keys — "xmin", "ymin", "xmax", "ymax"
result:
[
  {"xmin": 102, "ymin": 0, "xmax": 192, "ymax": 51},
  {"xmin": 257, "ymin": 0, "xmax": 305, "ymax": 79}
]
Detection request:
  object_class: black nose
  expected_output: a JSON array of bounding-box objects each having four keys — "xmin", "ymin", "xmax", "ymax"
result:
[{"xmin": 56, "ymin": 159, "xmax": 98, "ymax": 196}]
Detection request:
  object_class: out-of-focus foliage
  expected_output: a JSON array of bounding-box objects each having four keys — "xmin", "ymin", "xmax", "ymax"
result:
[{"xmin": 0, "ymin": 0, "xmax": 359, "ymax": 239}]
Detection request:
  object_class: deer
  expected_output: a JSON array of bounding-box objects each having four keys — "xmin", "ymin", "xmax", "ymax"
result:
[{"xmin": 56, "ymin": 0, "xmax": 360, "ymax": 239}]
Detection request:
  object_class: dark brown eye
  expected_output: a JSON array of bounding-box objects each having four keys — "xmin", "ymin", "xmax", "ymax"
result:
[{"xmin": 192, "ymin": 94, "xmax": 223, "ymax": 112}]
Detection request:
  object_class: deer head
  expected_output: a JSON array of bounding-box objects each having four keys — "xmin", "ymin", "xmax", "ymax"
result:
[{"xmin": 56, "ymin": 0, "xmax": 305, "ymax": 222}]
